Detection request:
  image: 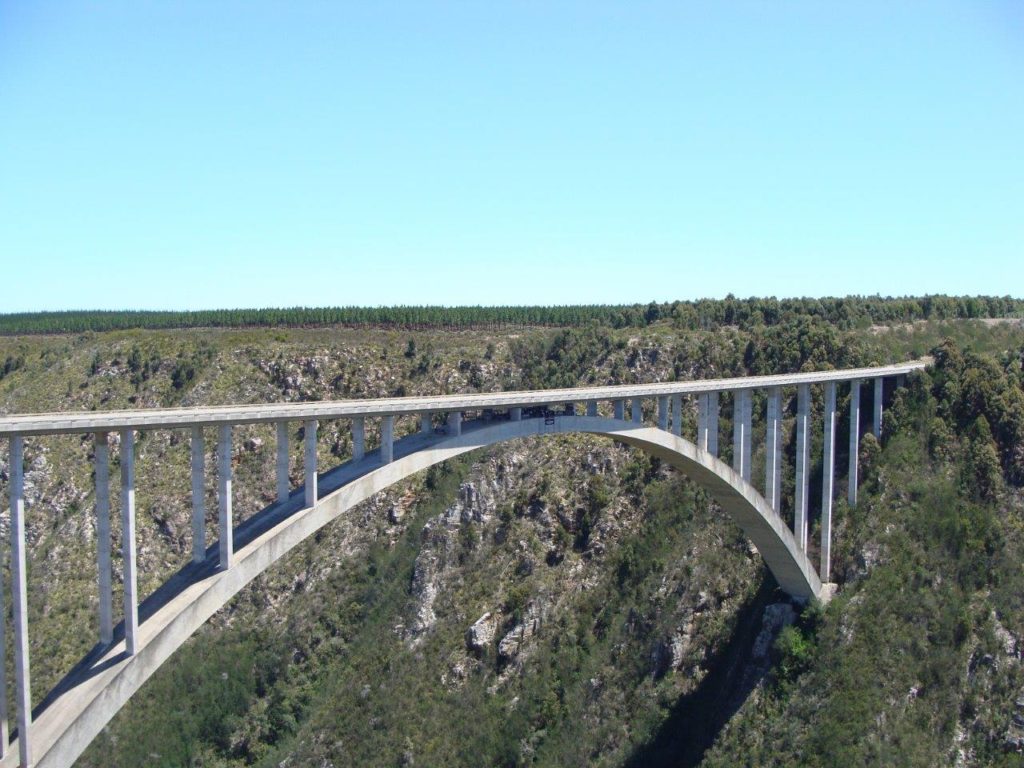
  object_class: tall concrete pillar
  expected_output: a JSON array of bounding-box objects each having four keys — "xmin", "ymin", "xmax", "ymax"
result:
[
  {"xmin": 95, "ymin": 432, "xmax": 113, "ymax": 644},
  {"xmin": 275, "ymin": 422, "xmax": 289, "ymax": 503},
  {"xmin": 707, "ymin": 392, "xmax": 719, "ymax": 456},
  {"xmin": 821, "ymin": 382, "xmax": 837, "ymax": 581},
  {"xmin": 381, "ymin": 416, "xmax": 394, "ymax": 464},
  {"xmin": 849, "ymin": 380, "xmax": 861, "ymax": 506},
  {"xmin": 352, "ymin": 417, "xmax": 365, "ymax": 461},
  {"xmin": 447, "ymin": 411, "xmax": 462, "ymax": 436},
  {"xmin": 510, "ymin": 407, "xmax": 522, "ymax": 422},
  {"xmin": 742, "ymin": 393, "xmax": 752, "ymax": 482},
  {"xmin": 732, "ymin": 390, "xmax": 752, "ymax": 481},
  {"xmin": 794, "ymin": 384, "xmax": 810, "ymax": 551},
  {"xmin": 118, "ymin": 429, "xmax": 139, "ymax": 658},
  {"xmin": 586, "ymin": 401, "xmax": 598, "ymax": 417},
  {"xmin": 421, "ymin": 413, "xmax": 432, "ymax": 435},
  {"xmin": 217, "ymin": 425, "xmax": 233, "ymax": 570},
  {"xmin": 614, "ymin": 400, "xmax": 625, "ymax": 420},
  {"xmin": 657, "ymin": 396, "xmax": 669, "ymax": 430},
  {"xmin": 631, "ymin": 398, "xmax": 643, "ymax": 424},
  {"xmin": 765, "ymin": 387, "xmax": 782, "ymax": 511},
  {"xmin": 671, "ymin": 394, "xmax": 682, "ymax": 436},
  {"xmin": 564, "ymin": 403, "xmax": 576, "ymax": 416},
  {"xmin": 0, "ymin": 469, "xmax": 6, "ymax": 755},
  {"xmin": 191, "ymin": 427, "xmax": 206, "ymax": 564},
  {"xmin": 697, "ymin": 394, "xmax": 709, "ymax": 451},
  {"xmin": 9, "ymin": 436, "xmax": 32, "ymax": 766},
  {"xmin": 873, "ymin": 376, "xmax": 884, "ymax": 439},
  {"xmin": 304, "ymin": 420, "xmax": 318, "ymax": 507}
]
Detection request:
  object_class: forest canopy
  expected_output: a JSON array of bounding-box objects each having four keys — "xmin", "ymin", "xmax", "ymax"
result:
[{"xmin": 0, "ymin": 295, "xmax": 1020, "ymax": 335}]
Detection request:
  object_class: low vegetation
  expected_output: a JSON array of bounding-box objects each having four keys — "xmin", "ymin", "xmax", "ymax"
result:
[{"xmin": 0, "ymin": 298, "xmax": 1020, "ymax": 766}]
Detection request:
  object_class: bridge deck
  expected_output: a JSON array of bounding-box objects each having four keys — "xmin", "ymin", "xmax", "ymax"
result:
[{"xmin": 0, "ymin": 360, "xmax": 926, "ymax": 436}]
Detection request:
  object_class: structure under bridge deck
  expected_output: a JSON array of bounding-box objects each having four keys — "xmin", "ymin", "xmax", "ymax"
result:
[{"xmin": 0, "ymin": 359, "xmax": 926, "ymax": 767}]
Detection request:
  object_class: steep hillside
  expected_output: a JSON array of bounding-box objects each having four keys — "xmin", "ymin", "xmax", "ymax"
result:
[{"xmin": 0, "ymin": 313, "xmax": 1021, "ymax": 766}]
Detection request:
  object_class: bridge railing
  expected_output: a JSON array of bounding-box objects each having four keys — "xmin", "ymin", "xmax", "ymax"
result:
[{"xmin": 0, "ymin": 361, "xmax": 923, "ymax": 766}]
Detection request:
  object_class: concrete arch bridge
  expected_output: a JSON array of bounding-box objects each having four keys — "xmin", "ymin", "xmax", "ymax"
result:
[{"xmin": 0, "ymin": 360, "xmax": 925, "ymax": 767}]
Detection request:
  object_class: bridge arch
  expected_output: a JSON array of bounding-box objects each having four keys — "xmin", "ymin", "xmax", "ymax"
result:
[{"xmin": 7, "ymin": 413, "xmax": 820, "ymax": 768}]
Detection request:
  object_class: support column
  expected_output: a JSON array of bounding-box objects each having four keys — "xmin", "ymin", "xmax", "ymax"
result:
[
  {"xmin": 119, "ymin": 429, "xmax": 139, "ymax": 657},
  {"xmin": 742, "ymin": 392, "xmax": 752, "ymax": 482},
  {"xmin": 217, "ymin": 425, "xmax": 233, "ymax": 570},
  {"xmin": 697, "ymin": 394, "xmax": 709, "ymax": 451},
  {"xmin": 849, "ymin": 380, "xmax": 861, "ymax": 506},
  {"xmin": 95, "ymin": 432, "xmax": 113, "ymax": 644},
  {"xmin": 352, "ymin": 417, "xmax": 365, "ymax": 461},
  {"xmin": 671, "ymin": 394, "xmax": 682, "ymax": 436},
  {"xmin": 631, "ymin": 398, "xmax": 643, "ymax": 424},
  {"xmin": 421, "ymin": 413, "xmax": 432, "ymax": 434},
  {"xmin": 447, "ymin": 411, "xmax": 462, "ymax": 436},
  {"xmin": 9, "ymin": 436, "xmax": 31, "ymax": 766},
  {"xmin": 657, "ymin": 396, "xmax": 669, "ymax": 430},
  {"xmin": 191, "ymin": 427, "xmax": 206, "ymax": 564},
  {"xmin": 732, "ymin": 391, "xmax": 751, "ymax": 481},
  {"xmin": 821, "ymin": 381, "xmax": 837, "ymax": 581},
  {"xmin": 873, "ymin": 376, "xmax": 884, "ymax": 439},
  {"xmin": 564, "ymin": 403, "xmax": 576, "ymax": 416},
  {"xmin": 276, "ymin": 422, "xmax": 289, "ymax": 503},
  {"xmin": 765, "ymin": 387, "xmax": 782, "ymax": 511},
  {"xmin": 613, "ymin": 400, "xmax": 625, "ymax": 420},
  {"xmin": 510, "ymin": 407, "xmax": 522, "ymax": 422},
  {"xmin": 381, "ymin": 416, "xmax": 394, "ymax": 464},
  {"xmin": 707, "ymin": 392, "xmax": 719, "ymax": 457},
  {"xmin": 304, "ymin": 419, "xmax": 318, "ymax": 507},
  {"xmin": 0, "ymin": 449, "xmax": 7, "ymax": 755},
  {"xmin": 794, "ymin": 385, "xmax": 810, "ymax": 550},
  {"xmin": 586, "ymin": 401, "xmax": 598, "ymax": 417}
]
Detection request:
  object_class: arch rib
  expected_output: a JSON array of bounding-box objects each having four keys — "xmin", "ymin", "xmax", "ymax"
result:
[{"xmin": 3, "ymin": 415, "xmax": 821, "ymax": 768}]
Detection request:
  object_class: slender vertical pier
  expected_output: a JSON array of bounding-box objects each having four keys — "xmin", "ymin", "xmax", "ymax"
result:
[
  {"xmin": 794, "ymin": 384, "xmax": 810, "ymax": 550},
  {"xmin": 657, "ymin": 396, "xmax": 669, "ymax": 430},
  {"xmin": 631, "ymin": 398, "xmax": 643, "ymax": 424},
  {"xmin": 0, "ymin": 467, "xmax": 7, "ymax": 755},
  {"xmin": 9, "ymin": 436, "xmax": 31, "ymax": 765},
  {"xmin": 191, "ymin": 427, "xmax": 206, "ymax": 564},
  {"xmin": 849, "ymin": 380, "xmax": 861, "ymax": 506},
  {"xmin": 671, "ymin": 394, "xmax": 682, "ymax": 437},
  {"xmin": 707, "ymin": 392, "xmax": 719, "ymax": 457},
  {"xmin": 304, "ymin": 420, "xmax": 318, "ymax": 507},
  {"xmin": 95, "ymin": 432, "xmax": 113, "ymax": 643},
  {"xmin": 381, "ymin": 416, "xmax": 394, "ymax": 464},
  {"xmin": 873, "ymin": 377, "xmax": 884, "ymax": 439},
  {"xmin": 119, "ymin": 430, "xmax": 139, "ymax": 658},
  {"xmin": 765, "ymin": 387, "xmax": 782, "ymax": 511},
  {"xmin": 352, "ymin": 417, "xmax": 365, "ymax": 461},
  {"xmin": 217, "ymin": 425, "xmax": 233, "ymax": 570},
  {"xmin": 821, "ymin": 382, "xmax": 837, "ymax": 580},
  {"xmin": 275, "ymin": 422, "xmax": 289, "ymax": 503},
  {"xmin": 697, "ymin": 394, "xmax": 709, "ymax": 451},
  {"xmin": 732, "ymin": 390, "xmax": 752, "ymax": 481}
]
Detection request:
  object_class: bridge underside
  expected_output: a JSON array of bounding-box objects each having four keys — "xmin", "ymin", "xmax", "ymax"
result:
[{"xmin": 4, "ymin": 414, "xmax": 821, "ymax": 768}]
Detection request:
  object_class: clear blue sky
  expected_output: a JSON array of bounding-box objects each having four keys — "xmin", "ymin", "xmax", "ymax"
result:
[{"xmin": 2, "ymin": 2, "xmax": 1022, "ymax": 311}]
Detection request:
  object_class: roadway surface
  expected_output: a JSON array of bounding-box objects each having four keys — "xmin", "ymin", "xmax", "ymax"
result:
[{"xmin": 0, "ymin": 360, "xmax": 927, "ymax": 437}]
